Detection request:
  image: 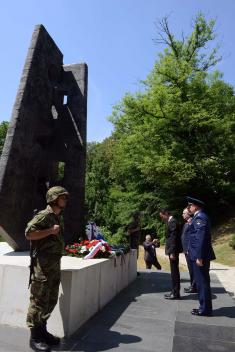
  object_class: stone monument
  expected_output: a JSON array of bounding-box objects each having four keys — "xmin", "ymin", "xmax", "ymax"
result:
[{"xmin": 0, "ymin": 25, "xmax": 88, "ymax": 250}]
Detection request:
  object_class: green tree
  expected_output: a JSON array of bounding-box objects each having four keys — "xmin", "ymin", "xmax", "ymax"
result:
[
  {"xmin": 86, "ymin": 138, "xmax": 115, "ymax": 227},
  {"xmin": 86, "ymin": 13, "xmax": 235, "ymax": 239},
  {"xmin": 0, "ymin": 121, "xmax": 9, "ymax": 155},
  {"xmin": 109, "ymin": 13, "xmax": 235, "ymax": 230}
]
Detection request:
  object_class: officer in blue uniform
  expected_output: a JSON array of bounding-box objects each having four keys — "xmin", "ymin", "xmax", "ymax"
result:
[
  {"xmin": 187, "ymin": 197, "xmax": 216, "ymax": 316},
  {"xmin": 181, "ymin": 208, "xmax": 197, "ymax": 293}
]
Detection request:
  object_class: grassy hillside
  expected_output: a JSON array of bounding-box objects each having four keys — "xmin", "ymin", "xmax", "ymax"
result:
[
  {"xmin": 213, "ymin": 235, "xmax": 235, "ymax": 266},
  {"xmin": 212, "ymin": 214, "xmax": 235, "ymax": 266}
]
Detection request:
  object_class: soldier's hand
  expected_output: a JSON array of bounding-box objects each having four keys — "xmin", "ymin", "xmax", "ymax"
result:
[
  {"xmin": 170, "ymin": 253, "xmax": 176, "ymax": 260},
  {"xmin": 196, "ymin": 259, "xmax": 203, "ymax": 266},
  {"xmin": 51, "ymin": 224, "xmax": 60, "ymax": 235},
  {"xmin": 153, "ymin": 239, "xmax": 159, "ymax": 245}
]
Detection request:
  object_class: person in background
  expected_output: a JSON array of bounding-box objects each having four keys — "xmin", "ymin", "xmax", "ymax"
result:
[
  {"xmin": 159, "ymin": 208, "xmax": 182, "ymax": 299},
  {"xmin": 181, "ymin": 208, "xmax": 197, "ymax": 293},
  {"xmin": 143, "ymin": 234, "xmax": 162, "ymax": 270},
  {"xmin": 126, "ymin": 210, "xmax": 141, "ymax": 257},
  {"xmin": 187, "ymin": 197, "xmax": 216, "ymax": 316},
  {"xmin": 126, "ymin": 210, "xmax": 141, "ymax": 276}
]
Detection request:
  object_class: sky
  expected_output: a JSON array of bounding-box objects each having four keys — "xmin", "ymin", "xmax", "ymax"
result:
[{"xmin": 0, "ymin": 0, "xmax": 234, "ymax": 142}]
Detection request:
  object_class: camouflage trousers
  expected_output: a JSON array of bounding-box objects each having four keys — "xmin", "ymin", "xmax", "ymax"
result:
[{"xmin": 26, "ymin": 256, "xmax": 61, "ymax": 328}]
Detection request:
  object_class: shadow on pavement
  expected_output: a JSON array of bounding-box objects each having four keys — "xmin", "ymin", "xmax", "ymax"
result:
[
  {"xmin": 56, "ymin": 271, "xmax": 172, "ymax": 351},
  {"xmin": 213, "ymin": 306, "xmax": 235, "ymax": 318}
]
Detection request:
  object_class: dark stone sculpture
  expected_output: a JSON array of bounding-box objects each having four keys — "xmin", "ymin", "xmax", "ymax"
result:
[{"xmin": 0, "ymin": 25, "xmax": 88, "ymax": 250}]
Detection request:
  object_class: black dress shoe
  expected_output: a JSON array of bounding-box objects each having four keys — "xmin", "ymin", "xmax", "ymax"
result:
[
  {"xmin": 191, "ymin": 309, "xmax": 212, "ymax": 316},
  {"xmin": 184, "ymin": 287, "xmax": 197, "ymax": 293},
  {"xmin": 164, "ymin": 292, "xmax": 180, "ymax": 300},
  {"xmin": 191, "ymin": 308, "xmax": 199, "ymax": 314}
]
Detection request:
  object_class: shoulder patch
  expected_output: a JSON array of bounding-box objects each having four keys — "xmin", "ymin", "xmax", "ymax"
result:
[{"xmin": 195, "ymin": 219, "xmax": 206, "ymax": 227}]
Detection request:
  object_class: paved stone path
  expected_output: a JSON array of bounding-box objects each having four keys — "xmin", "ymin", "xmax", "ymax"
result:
[
  {"xmin": 0, "ymin": 270, "xmax": 234, "ymax": 352},
  {"xmin": 0, "ymin": 243, "xmax": 234, "ymax": 351}
]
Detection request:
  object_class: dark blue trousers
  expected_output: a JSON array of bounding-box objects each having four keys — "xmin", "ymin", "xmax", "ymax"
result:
[
  {"xmin": 192, "ymin": 260, "xmax": 212, "ymax": 314},
  {"xmin": 185, "ymin": 254, "xmax": 196, "ymax": 289}
]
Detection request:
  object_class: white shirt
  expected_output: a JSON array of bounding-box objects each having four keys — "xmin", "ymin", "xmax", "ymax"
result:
[{"xmin": 168, "ymin": 216, "xmax": 173, "ymax": 222}]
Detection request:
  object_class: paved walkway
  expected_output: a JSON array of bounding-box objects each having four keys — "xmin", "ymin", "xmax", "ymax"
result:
[
  {"xmin": 0, "ymin": 243, "xmax": 234, "ymax": 351},
  {"xmin": 0, "ymin": 271, "xmax": 234, "ymax": 352},
  {"xmin": 157, "ymin": 247, "xmax": 235, "ymax": 297}
]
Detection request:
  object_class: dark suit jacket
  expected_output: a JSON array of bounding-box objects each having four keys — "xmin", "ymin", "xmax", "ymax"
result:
[
  {"xmin": 143, "ymin": 241, "xmax": 159, "ymax": 262},
  {"xmin": 165, "ymin": 217, "xmax": 182, "ymax": 255},
  {"xmin": 188, "ymin": 211, "xmax": 216, "ymax": 261}
]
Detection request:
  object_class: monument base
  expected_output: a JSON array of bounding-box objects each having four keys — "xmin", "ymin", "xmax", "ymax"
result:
[{"xmin": 0, "ymin": 244, "xmax": 137, "ymax": 337}]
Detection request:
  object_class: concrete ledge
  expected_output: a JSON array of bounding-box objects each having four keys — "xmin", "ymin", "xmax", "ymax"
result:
[{"xmin": 0, "ymin": 245, "xmax": 137, "ymax": 337}]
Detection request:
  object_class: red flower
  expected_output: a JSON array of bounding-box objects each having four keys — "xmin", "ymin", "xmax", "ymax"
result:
[
  {"xmin": 68, "ymin": 248, "xmax": 77, "ymax": 254},
  {"xmin": 86, "ymin": 240, "xmax": 100, "ymax": 249}
]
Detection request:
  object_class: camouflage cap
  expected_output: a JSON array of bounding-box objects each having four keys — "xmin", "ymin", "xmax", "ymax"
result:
[{"xmin": 46, "ymin": 186, "xmax": 69, "ymax": 204}]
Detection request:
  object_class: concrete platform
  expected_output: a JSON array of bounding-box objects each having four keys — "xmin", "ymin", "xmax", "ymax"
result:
[
  {"xmin": 0, "ymin": 270, "xmax": 234, "ymax": 351},
  {"xmin": 0, "ymin": 244, "xmax": 137, "ymax": 337}
]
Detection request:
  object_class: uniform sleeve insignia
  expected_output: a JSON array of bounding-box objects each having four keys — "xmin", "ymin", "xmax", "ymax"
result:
[{"xmin": 195, "ymin": 219, "xmax": 205, "ymax": 226}]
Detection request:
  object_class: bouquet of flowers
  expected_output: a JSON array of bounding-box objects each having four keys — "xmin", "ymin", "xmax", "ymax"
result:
[
  {"xmin": 64, "ymin": 239, "xmax": 113, "ymax": 259},
  {"xmin": 64, "ymin": 240, "xmax": 130, "ymax": 259}
]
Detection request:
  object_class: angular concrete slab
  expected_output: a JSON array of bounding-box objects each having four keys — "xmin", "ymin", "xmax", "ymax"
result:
[{"xmin": 0, "ymin": 246, "xmax": 137, "ymax": 338}]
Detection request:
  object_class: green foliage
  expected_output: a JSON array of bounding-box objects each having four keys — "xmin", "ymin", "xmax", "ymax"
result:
[
  {"xmin": 86, "ymin": 13, "xmax": 235, "ymax": 237},
  {"xmin": 0, "ymin": 121, "xmax": 9, "ymax": 155},
  {"xmin": 57, "ymin": 162, "xmax": 65, "ymax": 182},
  {"xmin": 229, "ymin": 234, "xmax": 235, "ymax": 250},
  {"xmin": 99, "ymin": 226, "xmax": 128, "ymax": 246}
]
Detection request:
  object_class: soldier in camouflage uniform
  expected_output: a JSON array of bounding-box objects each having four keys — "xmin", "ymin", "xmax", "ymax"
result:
[
  {"xmin": 25, "ymin": 186, "xmax": 69, "ymax": 352},
  {"xmin": 126, "ymin": 210, "xmax": 141, "ymax": 257}
]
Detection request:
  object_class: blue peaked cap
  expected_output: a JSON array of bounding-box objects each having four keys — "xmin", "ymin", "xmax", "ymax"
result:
[{"xmin": 186, "ymin": 196, "xmax": 205, "ymax": 207}]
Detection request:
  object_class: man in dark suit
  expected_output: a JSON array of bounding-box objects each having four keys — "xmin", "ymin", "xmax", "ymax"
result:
[
  {"xmin": 187, "ymin": 197, "xmax": 216, "ymax": 316},
  {"xmin": 143, "ymin": 234, "xmax": 162, "ymax": 270},
  {"xmin": 181, "ymin": 208, "xmax": 197, "ymax": 293},
  {"xmin": 159, "ymin": 209, "xmax": 182, "ymax": 299}
]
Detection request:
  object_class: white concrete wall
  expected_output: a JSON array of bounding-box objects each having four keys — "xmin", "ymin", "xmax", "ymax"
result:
[{"xmin": 0, "ymin": 246, "xmax": 137, "ymax": 337}]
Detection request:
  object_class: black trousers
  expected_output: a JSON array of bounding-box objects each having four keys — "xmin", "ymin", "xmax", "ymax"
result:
[
  {"xmin": 145, "ymin": 257, "xmax": 161, "ymax": 270},
  {"xmin": 169, "ymin": 254, "xmax": 180, "ymax": 295}
]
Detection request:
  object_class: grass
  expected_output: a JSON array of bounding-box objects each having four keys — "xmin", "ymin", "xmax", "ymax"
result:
[
  {"xmin": 212, "ymin": 214, "xmax": 235, "ymax": 267},
  {"xmin": 137, "ymin": 246, "xmax": 169, "ymax": 271},
  {"xmin": 137, "ymin": 246, "xmax": 187, "ymax": 272},
  {"xmin": 213, "ymin": 234, "xmax": 235, "ymax": 266}
]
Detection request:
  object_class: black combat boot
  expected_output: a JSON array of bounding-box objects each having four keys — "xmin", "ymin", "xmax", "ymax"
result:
[
  {"xmin": 41, "ymin": 322, "xmax": 60, "ymax": 346},
  {"xmin": 30, "ymin": 327, "xmax": 51, "ymax": 352}
]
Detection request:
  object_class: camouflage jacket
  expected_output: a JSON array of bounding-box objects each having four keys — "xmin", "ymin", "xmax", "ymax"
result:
[
  {"xmin": 127, "ymin": 220, "xmax": 141, "ymax": 238},
  {"xmin": 25, "ymin": 205, "xmax": 64, "ymax": 258}
]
